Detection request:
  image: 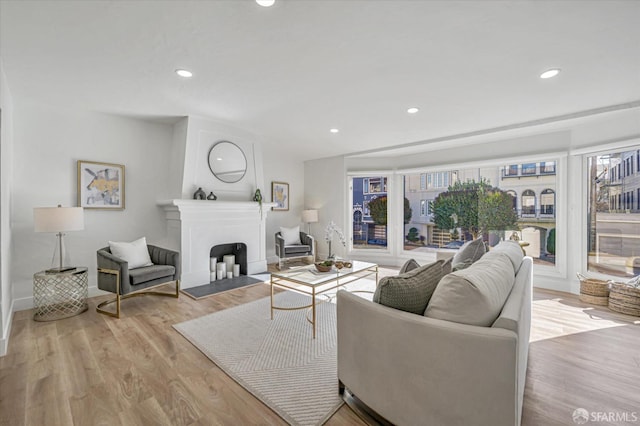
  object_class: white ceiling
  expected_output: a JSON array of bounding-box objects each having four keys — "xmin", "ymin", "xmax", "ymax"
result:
[{"xmin": 1, "ymin": 0, "xmax": 639, "ymax": 161}]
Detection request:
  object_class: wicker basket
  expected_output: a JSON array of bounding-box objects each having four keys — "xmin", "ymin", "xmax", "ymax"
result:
[
  {"xmin": 576, "ymin": 273, "xmax": 610, "ymax": 306},
  {"xmin": 608, "ymin": 282, "xmax": 640, "ymax": 316}
]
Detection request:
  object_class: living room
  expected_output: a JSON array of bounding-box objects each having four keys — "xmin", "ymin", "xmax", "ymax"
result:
[{"xmin": 1, "ymin": 1, "xmax": 640, "ymax": 425}]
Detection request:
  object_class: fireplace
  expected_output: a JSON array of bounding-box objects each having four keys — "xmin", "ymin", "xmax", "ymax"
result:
[
  {"xmin": 158, "ymin": 199, "xmax": 273, "ymax": 289},
  {"xmin": 210, "ymin": 243, "xmax": 247, "ymax": 275}
]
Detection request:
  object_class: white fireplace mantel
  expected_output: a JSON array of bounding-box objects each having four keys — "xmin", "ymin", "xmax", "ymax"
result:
[{"xmin": 158, "ymin": 199, "xmax": 275, "ymax": 288}]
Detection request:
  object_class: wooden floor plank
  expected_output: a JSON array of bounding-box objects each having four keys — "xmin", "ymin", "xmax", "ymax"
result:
[{"xmin": 2, "ymin": 272, "xmax": 639, "ymax": 425}]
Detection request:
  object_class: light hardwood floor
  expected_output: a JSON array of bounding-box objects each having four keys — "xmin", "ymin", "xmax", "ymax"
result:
[{"xmin": 1, "ymin": 276, "xmax": 639, "ymax": 425}]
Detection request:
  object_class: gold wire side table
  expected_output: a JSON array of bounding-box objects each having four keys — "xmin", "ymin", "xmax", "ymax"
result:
[{"xmin": 33, "ymin": 267, "xmax": 88, "ymax": 321}]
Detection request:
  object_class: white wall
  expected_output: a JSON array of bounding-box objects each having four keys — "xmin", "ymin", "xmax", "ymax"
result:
[
  {"xmin": 0, "ymin": 59, "xmax": 15, "ymax": 356},
  {"xmin": 11, "ymin": 101, "xmax": 174, "ymax": 309},
  {"xmin": 263, "ymin": 148, "xmax": 306, "ymax": 263},
  {"xmin": 304, "ymin": 156, "xmax": 347, "ymax": 260},
  {"xmin": 179, "ymin": 116, "xmax": 264, "ymax": 201}
]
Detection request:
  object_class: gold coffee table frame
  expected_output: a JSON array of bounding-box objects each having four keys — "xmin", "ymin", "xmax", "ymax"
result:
[{"xmin": 270, "ymin": 261, "xmax": 378, "ymax": 338}]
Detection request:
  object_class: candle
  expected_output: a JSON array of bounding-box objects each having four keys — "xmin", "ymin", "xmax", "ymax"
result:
[
  {"xmin": 227, "ymin": 272, "xmax": 233, "ymax": 279},
  {"xmin": 223, "ymin": 255, "xmax": 235, "ymax": 274},
  {"xmin": 233, "ymin": 264, "xmax": 240, "ymax": 277},
  {"xmin": 217, "ymin": 262, "xmax": 226, "ymax": 276},
  {"xmin": 210, "ymin": 271, "xmax": 216, "ymax": 282},
  {"xmin": 209, "ymin": 257, "xmax": 217, "ymax": 272}
]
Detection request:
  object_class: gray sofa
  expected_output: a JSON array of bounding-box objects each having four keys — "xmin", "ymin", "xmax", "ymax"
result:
[{"xmin": 337, "ymin": 242, "xmax": 532, "ymax": 426}]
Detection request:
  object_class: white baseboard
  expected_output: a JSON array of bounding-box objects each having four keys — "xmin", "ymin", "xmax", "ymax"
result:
[
  {"xmin": 12, "ymin": 295, "xmax": 32, "ymax": 312},
  {"xmin": 12, "ymin": 285, "xmax": 104, "ymax": 312},
  {"xmin": 0, "ymin": 299, "xmax": 15, "ymax": 357}
]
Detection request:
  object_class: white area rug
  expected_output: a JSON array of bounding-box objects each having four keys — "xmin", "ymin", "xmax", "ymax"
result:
[{"xmin": 174, "ymin": 287, "xmax": 374, "ymax": 425}]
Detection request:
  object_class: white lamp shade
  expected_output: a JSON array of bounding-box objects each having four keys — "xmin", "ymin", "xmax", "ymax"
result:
[
  {"xmin": 34, "ymin": 206, "xmax": 85, "ymax": 233},
  {"xmin": 302, "ymin": 209, "xmax": 319, "ymax": 223}
]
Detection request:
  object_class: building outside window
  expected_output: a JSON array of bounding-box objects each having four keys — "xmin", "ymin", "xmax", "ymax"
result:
[
  {"xmin": 521, "ymin": 190, "xmax": 536, "ymax": 215},
  {"xmin": 542, "ymin": 161, "xmax": 556, "ymax": 174},
  {"xmin": 352, "ymin": 176, "xmax": 388, "ymax": 249},
  {"xmin": 522, "ymin": 163, "xmax": 537, "ymax": 175},
  {"xmin": 587, "ymin": 147, "xmax": 640, "ymax": 277},
  {"xmin": 540, "ymin": 189, "xmax": 555, "ymax": 215},
  {"xmin": 505, "ymin": 165, "xmax": 518, "ymax": 176},
  {"xmin": 403, "ymin": 158, "xmax": 557, "ymax": 266}
]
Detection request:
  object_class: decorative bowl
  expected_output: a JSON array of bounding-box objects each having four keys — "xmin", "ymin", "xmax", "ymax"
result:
[{"xmin": 315, "ymin": 261, "xmax": 333, "ymax": 272}]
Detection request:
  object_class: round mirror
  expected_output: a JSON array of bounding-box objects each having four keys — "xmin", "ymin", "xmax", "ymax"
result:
[{"xmin": 208, "ymin": 141, "xmax": 247, "ymax": 183}]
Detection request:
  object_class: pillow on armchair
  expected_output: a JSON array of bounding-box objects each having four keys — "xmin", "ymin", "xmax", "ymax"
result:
[
  {"xmin": 280, "ymin": 226, "xmax": 302, "ymax": 245},
  {"xmin": 108, "ymin": 237, "xmax": 153, "ymax": 269}
]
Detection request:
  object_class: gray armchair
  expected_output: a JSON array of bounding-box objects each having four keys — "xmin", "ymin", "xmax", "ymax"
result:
[
  {"xmin": 275, "ymin": 231, "xmax": 315, "ymax": 270},
  {"xmin": 96, "ymin": 244, "xmax": 180, "ymax": 318}
]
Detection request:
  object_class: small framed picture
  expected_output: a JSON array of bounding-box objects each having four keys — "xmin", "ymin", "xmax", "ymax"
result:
[
  {"xmin": 271, "ymin": 181, "xmax": 289, "ymax": 211},
  {"xmin": 77, "ymin": 160, "xmax": 125, "ymax": 210}
]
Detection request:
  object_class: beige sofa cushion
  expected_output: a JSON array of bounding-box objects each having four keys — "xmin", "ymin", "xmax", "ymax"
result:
[
  {"xmin": 424, "ymin": 253, "xmax": 515, "ymax": 326},
  {"xmin": 488, "ymin": 240, "xmax": 524, "ymax": 272},
  {"xmin": 374, "ymin": 260, "xmax": 445, "ymax": 315}
]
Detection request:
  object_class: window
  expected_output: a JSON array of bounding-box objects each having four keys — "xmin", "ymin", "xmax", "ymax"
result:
[
  {"xmin": 420, "ymin": 173, "xmax": 427, "ymax": 190},
  {"xmin": 587, "ymin": 147, "xmax": 640, "ymax": 277},
  {"xmin": 426, "ymin": 172, "xmax": 451, "ymax": 188},
  {"xmin": 521, "ymin": 190, "xmax": 536, "ymax": 215},
  {"xmin": 351, "ymin": 176, "xmax": 388, "ymax": 250},
  {"xmin": 522, "ymin": 163, "xmax": 537, "ymax": 175},
  {"xmin": 504, "ymin": 165, "xmax": 518, "ymax": 176},
  {"xmin": 541, "ymin": 161, "xmax": 556, "ymax": 174},
  {"xmin": 540, "ymin": 189, "xmax": 555, "ymax": 215},
  {"xmin": 364, "ymin": 177, "xmax": 386, "ymax": 194},
  {"xmin": 403, "ymin": 158, "xmax": 557, "ymax": 266}
]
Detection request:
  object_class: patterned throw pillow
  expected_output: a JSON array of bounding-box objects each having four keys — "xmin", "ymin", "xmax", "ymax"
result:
[
  {"xmin": 399, "ymin": 258, "xmax": 420, "ymax": 274},
  {"xmin": 373, "ymin": 260, "xmax": 446, "ymax": 315}
]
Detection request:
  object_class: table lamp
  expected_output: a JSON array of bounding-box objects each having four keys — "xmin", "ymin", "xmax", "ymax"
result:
[
  {"xmin": 302, "ymin": 209, "xmax": 319, "ymax": 234},
  {"xmin": 34, "ymin": 205, "xmax": 85, "ymax": 273}
]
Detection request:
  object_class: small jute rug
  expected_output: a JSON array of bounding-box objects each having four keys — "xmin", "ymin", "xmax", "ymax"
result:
[{"xmin": 174, "ymin": 290, "xmax": 352, "ymax": 426}]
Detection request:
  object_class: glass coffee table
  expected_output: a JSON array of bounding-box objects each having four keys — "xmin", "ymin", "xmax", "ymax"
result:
[{"xmin": 270, "ymin": 260, "xmax": 378, "ymax": 338}]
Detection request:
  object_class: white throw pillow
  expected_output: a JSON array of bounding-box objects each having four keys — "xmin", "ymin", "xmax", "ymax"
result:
[
  {"xmin": 109, "ymin": 237, "xmax": 153, "ymax": 269},
  {"xmin": 280, "ymin": 226, "xmax": 302, "ymax": 245}
]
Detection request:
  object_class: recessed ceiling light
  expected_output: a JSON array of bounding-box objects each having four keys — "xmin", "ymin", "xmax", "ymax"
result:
[
  {"xmin": 175, "ymin": 69, "xmax": 193, "ymax": 78},
  {"xmin": 540, "ymin": 68, "xmax": 560, "ymax": 79},
  {"xmin": 256, "ymin": 0, "xmax": 275, "ymax": 6},
  {"xmin": 330, "ymin": 128, "xmax": 339, "ymax": 134},
  {"xmin": 407, "ymin": 107, "xmax": 419, "ymax": 114}
]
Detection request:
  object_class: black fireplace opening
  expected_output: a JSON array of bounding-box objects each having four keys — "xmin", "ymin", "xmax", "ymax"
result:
[{"xmin": 210, "ymin": 243, "xmax": 248, "ymax": 275}]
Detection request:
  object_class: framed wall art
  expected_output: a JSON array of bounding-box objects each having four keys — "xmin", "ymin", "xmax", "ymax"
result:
[
  {"xmin": 77, "ymin": 160, "xmax": 125, "ymax": 210},
  {"xmin": 271, "ymin": 181, "xmax": 289, "ymax": 211}
]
